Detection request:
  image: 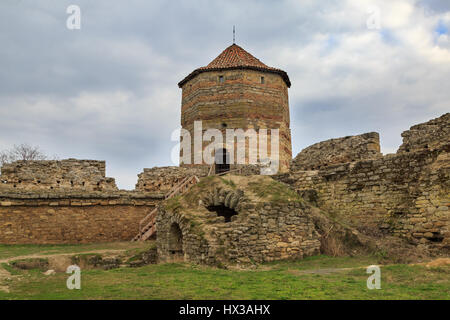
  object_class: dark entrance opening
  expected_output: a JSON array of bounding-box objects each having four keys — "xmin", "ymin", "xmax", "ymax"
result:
[
  {"xmin": 428, "ymin": 233, "xmax": 443, "ymax": 243},
  {"xmin": 207, "ymin": 205, "xmax": 238, "ymax": 222},
  {"xmin": 214, "ymin": 148, "xmax": 230, "ymax": 174},
  {"xmin": 168, "ymin": 223, "xmax": 183, "ymax": 259}
]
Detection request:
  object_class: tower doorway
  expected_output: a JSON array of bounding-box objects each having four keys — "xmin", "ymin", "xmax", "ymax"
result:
[{"xmin": 214, "ymin": 148, "xmax": 230, "ymax": 174}]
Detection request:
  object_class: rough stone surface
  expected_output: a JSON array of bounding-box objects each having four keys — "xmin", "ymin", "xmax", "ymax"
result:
[
  {"xmin": 135, "ymin": 166, "xmax": 208, "ymax": 193},
  {"xmin": 291, "ymin": 132, "xmax": 382, "ymax": 171},
  {"xmin": 180, "ymin": 69, "xmax": 292, "ymax": 173},
  {"xmin": 0, "ymin": 159, "xmax": 117, "ymax": 191},
  {"xmin": 0, "ymin": 190, "xmax": 162, "ymax": 244},
  {"xmin": 398, "ymin": 113, "xmax": 449, "ymax": 153},
  {"xmin": 157, "ymin": 176, "xmax": 321, "ymax": 265},
  {"xmin": 275, "ymin": 113, "xmax": 450, "ymax": 250}
]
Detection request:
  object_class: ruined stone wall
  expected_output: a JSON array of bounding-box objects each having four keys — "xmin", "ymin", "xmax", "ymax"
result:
[
  {"xmin": 0, "ymin": 159, "xmax": 117, "ymax": 191},
  {"xmin": 157, "ymin": 181, "xmax": 321, "ymax": 265},
  {"xmin": 277, "ymin": 114, "xmax": 450, "ymax": 249},
  {"xmin": 135, "ymin": 166, "xmax": 209, "ymax": 193},
  {"xmin": 291, "ymin": 132, "xmax": 382, "ymax": 171},
  {"xmin": 398, "ymin": 113, "xmax": 449, "ymax": 153},
  {"xmin": 180, "ymin": 69, "xmax": 292, "ymax": 172},
  {"xmin": 0, "ymin": 190, "xmax": 162, "ymax": 244},
  {"xmin": 135, "ymin": 164, "xmax": 278, "ymax": 195}
]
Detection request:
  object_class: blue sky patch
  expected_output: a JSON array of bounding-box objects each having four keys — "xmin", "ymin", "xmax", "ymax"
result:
[
  {"xmin": 380, "ymin": 29, "xmax": 398, "ymax": 45},
  {"xmin": 436, "ymin": 20, "xmax": 448, "ymax": 35}
]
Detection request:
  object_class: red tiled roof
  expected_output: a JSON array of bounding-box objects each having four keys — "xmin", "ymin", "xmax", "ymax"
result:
[{"xmin": 178, "ymin": 44, "xmax": 291, "ymax": 88}]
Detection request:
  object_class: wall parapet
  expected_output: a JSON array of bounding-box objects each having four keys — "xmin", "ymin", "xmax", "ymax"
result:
[
  {"xmin": 398, "ymin": 112, "xmax": 449, "ymax": 153},
  {"xmin": 279, "ymin": 138, "xmax": 449, "ymax": 249},
  {"xmin": 135, "ymin": 166, "xmax": 208, "ymax": 193},
  {"xmin": 0, "ymin": 159, "xmax": 117, "ymax": 191},
  {"xmin": 0, "ymin": 190, "xmax": 163, "ymax": 244},
  {"xmin": 291, "ymin": 132, "xmax": 382, "ymax": 171},
  {"xmin": 0, "ymin": 190, "xmax": 164, "ymax": 201}
]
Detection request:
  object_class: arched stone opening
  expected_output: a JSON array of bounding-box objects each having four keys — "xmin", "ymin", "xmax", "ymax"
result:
[
  {"xmin": 215, "ymin": 148, "xmax": 230, "ymax": 174},
  {"xmin": 168, "ymin": 223, "xmax": 183, "ymax": 260},
  {"xmin": 207, "ymin": 204, "xmax": 238, "ymax": 222}
]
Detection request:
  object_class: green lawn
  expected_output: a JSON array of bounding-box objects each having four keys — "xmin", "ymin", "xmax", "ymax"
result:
[
  {"xmin": 0, "ymin": 242, "xmax": 150, "ymax": 261},
  {"xmin": 1, "ymin": 253, "xmax": 448, "ymax": 300}
]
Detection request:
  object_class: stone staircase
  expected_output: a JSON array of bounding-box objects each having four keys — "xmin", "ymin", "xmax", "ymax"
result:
[{"xmin": 131, "ymin": 175, "xmax": 200, "ymax": 241}]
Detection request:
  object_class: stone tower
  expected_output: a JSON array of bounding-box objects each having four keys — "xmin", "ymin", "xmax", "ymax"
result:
[{"xmin": 178, "ymin": 44, "xmax": 292, "ymax": 173}]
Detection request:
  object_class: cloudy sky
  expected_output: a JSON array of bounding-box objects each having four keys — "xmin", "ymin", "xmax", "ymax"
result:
[{"xmin": 0, "ymin": 0, "xmax": 449, "ymax": 189}]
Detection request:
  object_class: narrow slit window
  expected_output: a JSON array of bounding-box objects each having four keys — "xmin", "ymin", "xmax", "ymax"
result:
[
  {"xmin": 260, "ymin": 76, "xmax": 265, "ymax": 84},
  {"xmin": 219, "ymin": 76, "xmax": 224, "ymax": 83}
]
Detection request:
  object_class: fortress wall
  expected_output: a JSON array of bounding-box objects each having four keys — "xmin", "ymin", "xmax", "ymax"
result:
[
  {"xmin": 0, "ymin": 159, "xmax": 117, "ymax": 192},
  {"xmin": 277, "ymin": 114, "xmax": 450, "ymax": 248},
  {"xmin": 0, "ymin": 191, "xmax": 162, "ymax": 244},
  {"xmin": 398, "ymin": 113, "xmax": 449, "ymax": 153},
  {"xmin": 278, "ymin": 147, "xmax": 449, "ymax": 247},
  {"xmin": 291, "ymin": 132, "xmax": 382, "ymax": 171},
  {"xmin": 135, "ymin": 166, "xmax": 209, "ymax": 193}
]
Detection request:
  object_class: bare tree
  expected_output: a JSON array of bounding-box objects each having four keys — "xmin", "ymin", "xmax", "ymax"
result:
[
  {"xmin": 0, "ymin": 152, "xmax": 9, "ymax": 167},
  {"xmin": 0, "ymin": 144, "xmax": 48, "ymax": 167}
]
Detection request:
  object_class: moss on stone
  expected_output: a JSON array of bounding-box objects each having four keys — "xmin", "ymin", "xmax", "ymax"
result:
[
  {"xmin": 164, "ymin": 195, "xmax": 182, "ymax": 212},
  {"xmin": 247, "ymin": 177, "xmax": 304, "ymax": 204}
]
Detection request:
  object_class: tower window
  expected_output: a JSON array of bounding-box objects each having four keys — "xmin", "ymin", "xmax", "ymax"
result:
[
  {"xmin": 219, "ymin": 76, "xmax": 224, "ymax": 83},
  {"xmin": 260, "ymin": 76, "xmax": 265, "ymax": 84}
]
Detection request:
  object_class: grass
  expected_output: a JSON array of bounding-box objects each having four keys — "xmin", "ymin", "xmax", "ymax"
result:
[
  {"xmin": 0, "ymin": 242, "xmax": 151, "ymax": 261},
  {"xmin": 181, "ymin": 175, "xmax": 303, "ymax": 206},
  {"xmin": 247, "ymin": 178, "xmax": 303, "ymax": 203},
  {"xmin": 0, "ymin": 251, "xmax": 448, "ymax": 300},
  {"xmin": 164, "ymin": 195, "xmax": 182, "ymax": 211},
  {"xmin": 219, "ymin": 177, "xmax": 236, "ymax": 189}
]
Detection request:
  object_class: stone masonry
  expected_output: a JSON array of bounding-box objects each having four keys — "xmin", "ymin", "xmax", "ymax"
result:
[
  {"xmin": 291, "ymin": 132, "xmax": 382, "ymax": 171},
  {"xmin": 157, "ymin": 176, "xmax": 321, "ymax": 265},
  {"xmin": 178, "ymin": 44, "xmax": 292, "ymax": 172},
  {"xmin": 398, "ymin": 113, "xmax": 450, "ymax": 153},
  {"xmin": 0, "ymin": 160, "xmax": 162, "ymax": 244},
  {"xmin": 0, "ymin": 190, "xmax": 162, "ymax": 244},
  {"xmin": 135, "ymin": 166, "xmax": 208, "ymax": 194},
  {"xmin": 0, "ymin": 159, "xmax": 117, "ymax": 191},
  {"xmin": 275, "ymin": 113, "xmax": 450, "ymax": 250}
]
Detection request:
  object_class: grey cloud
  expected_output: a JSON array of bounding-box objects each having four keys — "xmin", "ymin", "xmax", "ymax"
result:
[{"xmin": 0, "ymin": 1, "xmax": 449, "ymax": 188}]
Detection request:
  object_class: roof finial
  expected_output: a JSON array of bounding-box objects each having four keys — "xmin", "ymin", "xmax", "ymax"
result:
[{"xmin": 233, "ymin": 25, "xmax": 235, "ymax": 44}]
